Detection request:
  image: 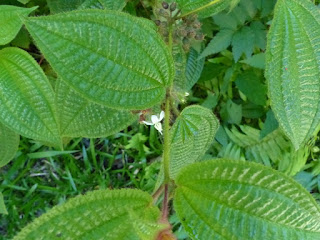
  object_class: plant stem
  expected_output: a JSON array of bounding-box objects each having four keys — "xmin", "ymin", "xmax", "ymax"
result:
[
  {"xmin": 161, "ymin": 184, "xmax": 169, "ymax": 221},
  {"xmin": 163, "ymin": 95, "xmax": 171, "ymax": 183}
]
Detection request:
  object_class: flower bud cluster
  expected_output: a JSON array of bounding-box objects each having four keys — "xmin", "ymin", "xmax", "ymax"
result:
[{"xmin": 154, "ymin": 2, "xmax": 204, "ymax": 52}]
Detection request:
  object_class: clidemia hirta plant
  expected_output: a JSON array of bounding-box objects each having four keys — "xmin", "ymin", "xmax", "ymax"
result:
[{"xmin": 1, "ymin": 0, "xmax": 320, "ymax": 239}]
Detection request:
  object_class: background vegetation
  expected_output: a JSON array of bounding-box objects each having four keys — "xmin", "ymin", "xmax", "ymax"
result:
[{"xmin": 1, "ymin": 0, "xmax": 320, "ymax": 239}]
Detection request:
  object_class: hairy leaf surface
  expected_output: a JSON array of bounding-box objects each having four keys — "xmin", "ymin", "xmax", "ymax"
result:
[
  {"xmin": 177, "ymin": 0, "xmax": 240, "ymax": 18},
  {"xmin": 25, "ymin": 10, "xmax": 173, "ymax": 110},
  {"xmin": 175, "ymin": 159, "xmax": 320, "ymax": 240},
  {"xmin": 169, "ymin": 105, "xmax": 219, "ymax": 178},
  {"xmin": 56, "ymin": 80, "xmax": 136, "ymax": 138},
  {"xmin": 14, "ymin": 189, "xmax": 164, "ymax": 239},
  {"xmin": 47, "ymin": 0, "xmax": 85, "ymax": 13},
  {"xmin": 0, "ymin": 122, "xmax": 19, "ymax": 168},
  {"xmin": 0, "ymin": 48, "xmax": 61, "ymax": 147},
  {"xmin": 266, "ymin": 0, "xmax": 320, "ymax": 149},
  {"xmin": 79, "ymin": 0, "xmax": 126, "ymax": 10},
  {"xmin": 0, "ymin": 5, "xmax": 36, "ymax": 45}
]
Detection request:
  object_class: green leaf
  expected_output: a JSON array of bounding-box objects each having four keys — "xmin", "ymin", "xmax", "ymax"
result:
[
  {"xmin": 27, "ymin": 150, "xmax": 78, "ymax": 159},
  {"xmin": 250, "ymin": 21, "xmax": 267, "ymax": 50},
  {"xmin": 56, "ymin": 79, "xmax": 136, "ymax": 138},
  {"xmin": 99, "ymin": 0, "xmax": 126, "ymax": 10},
  {"xmin": 25, "ymin": 10, "xmax": 173, "ymax": 110},
  {"xmin": 175, "ymin": 159, "xmax": 320, "ymax": 240},
  {"xmin": 173, "ymin": 44, "xmax": 187, "ymax": 93},
  {"xmin": 0, "ymin": 122, "xmax": 19, "ymax": 168},
  {"xmin": 220, "ymin": 99, "xmax": 242, "ymax": 124},
  {"xmin": 79, "ymin": 0, "xmax": 126, "ymax": 10},
  {"xmin": 0, "ymin": 47, "xmax": 61, "ymax": 147},
  {"xmin": 0, "ymin": 5, "xmax": 36, "ymax": 45},
  {"xmin": 232, "ymin": 26, "xmax": 255, "ymax": 62},
  {"xmin": 169, "ymin": 105, "xmax": 219, "ymax": 178},
  {"xmin": 266, "ymin": 0, "xmax": 320, "ymax": 149},
  {"xmin": 177, "ymin": 0, "xmax": 240, "ymax": 18},
  {"xmin": 240, "ymin": 53, "xmax": 265, "ymax": 69},
  {"xmin": 200, "ymin": 29, "xmax": 235, "ymax": 59},
  {"xmin": 185, "ymin": 48, "xmax": 205, "ymax": 91},
  {"xmin": 47, "ymin": 0, "xmax": 86, "ymax": 13},
  {"xmin": 14, "ymin": 189, "xmax": 165, "ymax": 239},
  {"xmin": 235, "ymin": 70, "xmax": 267, "ymax": 106},
  {"xmin": 225, "ymin": 125, "xmax": 309, "ymax": 175},
  {"xmin": 0, "ymin": 192, "xmax": 8, "ymax": 215},
  {"xmin": 260, "ymin": 110, "xmax": 279, "ymax": 138}
]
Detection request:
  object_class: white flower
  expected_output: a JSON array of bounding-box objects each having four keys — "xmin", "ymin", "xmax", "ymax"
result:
[{"xmin": 143, "ymin": 111, "xmax": 165, "ymax": 134}]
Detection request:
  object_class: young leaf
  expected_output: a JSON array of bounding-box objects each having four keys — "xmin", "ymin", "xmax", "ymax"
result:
[
  {"xmin": 14, "ymin": 189, "xmax": 165, "ymax": 239},
  {"xmin": 169, "ymin": 105, "xmax": 219, "ymax": 178},
  {"xmin": 25, "ymin": 10, "xmax": 173, "ymax": 110},
  {"xmin": 175, "ymin": 159, "xmax": 320, "ymax": 240},
  {"xmin": 0, "ymin": 47, "xmax": 61, "ymax": 147},
  {"xmin": 177, "ymin": 0, "xmax": 240, "ymax": 18},
  {"xmin": 0, "ymin": 122, "xmax": 19, "ymax": 168},
  {"xmin": 0, "ymin": 192, "xmax": 8, "ymax": 215},
  {"xmin": 0, "ymin": 5, "xmax": 36, "ymax": 45},
  {"xmin": 56, "ymin": 79, "xmax": 136, "ymax": 138},
  {"xmin": 266, "ymin": 0, "xmax": 320, "ymax": 149}
]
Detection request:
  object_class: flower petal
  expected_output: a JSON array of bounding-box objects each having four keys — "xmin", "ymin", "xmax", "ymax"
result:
[
  {"xmin": 142, "ymin": 121, "xmax": 154, "ymax": 126},
  {"xmin": 151, "ymin": 115, "xmax": 159, "ymax": 124},
  {"xmin": 159, "ymin": 111, "xmax": 165, "ymax": 121}
]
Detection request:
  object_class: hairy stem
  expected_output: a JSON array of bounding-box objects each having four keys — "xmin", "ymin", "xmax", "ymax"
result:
[{"xmin": 163, "ymin": 95, "xmax": 171, "ymax": 183}]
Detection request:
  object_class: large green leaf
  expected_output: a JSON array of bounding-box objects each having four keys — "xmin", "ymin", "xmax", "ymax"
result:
[
  {"xmin": 0, "ymin": 47, "xmax": 61, "ymax": 147},
  {"xmin": 169, "ymin": 105, "xmax": 219, "ymax": 178},
  {"xmin": 0, "ymin": 5, "xmax": 36, "ymax": 45},
  {"xmin": 14, "ymin": 189, "xmax": 165, "ymax": 239},
  {"xmin": 175, "ymin": 159, "xmax": 320, "ymax": 240},
  {"xmin": 56, "ymin": 79, "xmax": 136, "ymax": 138},
  {"xmin": 177, "ymin": 0, "xmax": 240, "ymax": 18},
  {"xmin": 0, "ymin": 122, "xmax": 19, "ymax": 168},
  {"xmin": 265, "ymin": 0, "xmax": 320, "ymax": 149},
  {"xmin": 25, "ymin": 10, "xmax": 173, "ymax": 110}
]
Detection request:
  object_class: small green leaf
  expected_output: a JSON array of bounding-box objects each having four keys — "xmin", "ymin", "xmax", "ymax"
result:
[
  {"xmin": 235, "ymin": 70, "xmax": 267, "ymax": 106},
  {"xmin": 232, "ymin": 26, "xmax": 255, "ymax": 62},
  {"xmin": 200, "ymin": 29, "xmax": 235, "ymax": 59},
  {"xmin": 27, "ymin": 150, "xmax": 78, "ymax": 159},
  {"xmin": 47, "ymin": 0, "xmax": 86, "ymax": 13},
  {"xmin": 0, "ymin": 5, "xmax": 36, "ymax": 45},
  {"xmin": 0, "ymin": 192, "xmax": 8, "ymax": 215},
  {"xmin": 266, "ymin": 0, "xmax": 320, "ymax": 149},
  {"xmin": 99, "ymin": 0, "xmax": 126, "ymax": 10},
  {"xmin": 0, "ymin": 122, "xmax": 19, "ymax": 168},
  {"xmin": 0, "ymin": 47, "xmax": 61, "ymax": 147},
  {"xmin": 56, "ymin": 80, "xmax": 136, "ymax": 138},
  {"xmin": 25, "ymin": 10, "xmax": 173, "ymax": 110},
  {"xmin": 260, "ymin": 110, "xmax": 279, "ymax": 138},
  {"xmin": 177, "ymin": 0, "xmax": 239, "ymax": 18},
  {"xmin": 169, "ymin": 105, "xmax": 219, "ymax": 178},
  {"xmin": 175, "ymin": 159, "xmax": 320, "ymax": 240},
  {"xmin": 14, "ymin": 189, "xmax": 164, "ymax": 239},
  {"xmin": 241, "ymin": 53, "xmax": 265, "ymax": 69}
]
